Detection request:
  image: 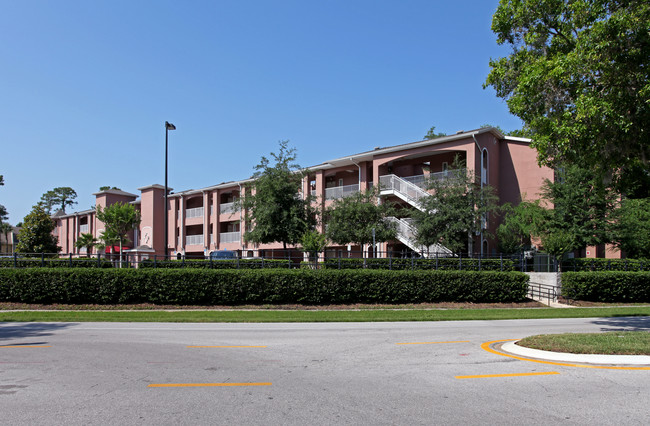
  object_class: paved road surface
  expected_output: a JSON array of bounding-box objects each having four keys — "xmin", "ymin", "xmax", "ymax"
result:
[{"xmin": 1, "ymin": 316, "xmax": 649, "ymax": 425}]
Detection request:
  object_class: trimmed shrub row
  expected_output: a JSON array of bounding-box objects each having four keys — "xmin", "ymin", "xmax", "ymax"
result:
[
  {"xmin": 562, "ymin": 258, "xmax": 648, "ymax": 272},
  {"xmin": 562, "ymin": 272, "xmax": 650, "ymax": 303},
  {"xmin": 0, "ymin": 268, "xmax": 529, "ymax": 305},
  {"xmin": 138, "ymin": 258, "xmax": 292, "ymax": 269},
  {"xmin": 0, "ymin": 257, "xmax": 113, "ymax": 268},
  {"xmin": 320, "ymin": 257, "xmax": 516, "ymax": 271}
]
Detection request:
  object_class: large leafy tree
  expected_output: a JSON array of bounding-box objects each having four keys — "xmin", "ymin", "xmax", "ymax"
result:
[
  {"xmin": 485, "ymin": 1, "xmax": 650, "ymax": 190},
  {"xmin": 541, "ymin": 165, "xmax": 616, "ymax": 249},
  {"xmin": 325, "ymin": 188, "xmax": 396, "ymax": 252},
  {"xmin": 95, "ymin": 202, "xmax": 141, "ymax": 267},
  {"xmin": 239, "ymin": 141, "xmax": 317, "ymax": 250},
  {"xmin": 497, "ymin": 200, "xmax": 547, "ymax": 254},
  {"xmin": 15, "ymin": 204, "xmax": 60, "ymax": 255},
  {"xmin": 412, "ymin": 159, "xmax": 498, "ymax": 254},
  {"xmin": 610, "ymin": 198, "xmax": 650, "ymax": 258},
  {"xmin": 40, "ymin": 187, "xmax": 78, "ymax": 214},
  {"xmin": 499, "ymin": 165, "xmax": 616, "ymax": 257}
]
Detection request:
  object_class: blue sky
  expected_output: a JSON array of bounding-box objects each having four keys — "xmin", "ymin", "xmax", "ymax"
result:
[{"xmin": 0, "ymin": 0, "xmax": 520, "ymax": 223}]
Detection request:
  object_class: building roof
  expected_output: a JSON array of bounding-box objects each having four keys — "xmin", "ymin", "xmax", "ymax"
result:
[{"xmin": 92, "ymin": 188, "xmax": 138, "ymax": 197}]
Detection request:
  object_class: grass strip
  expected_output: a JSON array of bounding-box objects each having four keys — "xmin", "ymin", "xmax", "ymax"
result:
[
  {"xmin": 518, "ymin": 331, "xmax": 650, "ymax": 355},
  {"xmin": 0, "ymin": 307, "xmax": 649, "ymax": 323}
]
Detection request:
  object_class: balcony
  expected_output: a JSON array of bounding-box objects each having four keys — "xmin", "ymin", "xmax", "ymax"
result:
[
  {"xmin": 185, "ymin": 234, "xmax": 204, "ymax": 246},
  {"xmin": 79, "ymin": 224, "xmax": 89, "ymax": 233},
  {"xmin": 400, "ymin": 170, "xmax": 462, "ymax": 189},
  {"xmin": 219, "ymin": 202, "xmax": 235, "ymax": 214},
  {"xmin": 219, "ymin": 231, "xmax": 240, "ymax": 243},
  {"xmin": 186, "ymin": 207, "xmax": 204, "ymax": 219},
  {"xmin": 325, "ymin": 184, "xmax": 359, "ymax": 200}
]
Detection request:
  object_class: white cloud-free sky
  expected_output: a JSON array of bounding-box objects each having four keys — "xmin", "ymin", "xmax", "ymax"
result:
[{"xmin": 1, "ymin": 0, "xmax": 520, "ymax": 223}]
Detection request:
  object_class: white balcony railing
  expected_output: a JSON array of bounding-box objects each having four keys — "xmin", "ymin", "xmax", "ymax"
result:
[
  {"xmin": 185, "ymin": 234, "xmax": 204, "ymax": 246},
  {"xmin": 325, "ymin": 184, "xmax": 359, "ymax": 200},
  {"xmin": 219, "ymin": 202, "xmax": 235, "ymax": 214},
  {"xmin": 79, "ymin": 224, "xmax": 89, "ymax": 233},
  {"xmin": 186, "ymin": 207, "xmax": 204, "ymax": 219},
  {"xmin": 219, "ymin": 231, "xmax": 240, "ymax": 243}
]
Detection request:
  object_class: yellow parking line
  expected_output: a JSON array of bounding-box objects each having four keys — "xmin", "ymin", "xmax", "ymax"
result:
[
  {"xmin": 0, "ymin": 345, "xmax": 51, "ymax": 348},
  {"xmin": 396, "ymin": 340, "xmax": 470, "ymax": 345},
  {"xmin": 148, "ymin": 382, "xmax": 272, "ymax": 388},
  {"xmin": 455, "ymin": 372, "xmax": 559, "ymax": 379},
  {"xmin": 481, "ymin": 339, "xmax": 650, "ymax": 371},
  {"xmin": 186, "ymin": 345, "xmax": 267, "ymax": 348}
]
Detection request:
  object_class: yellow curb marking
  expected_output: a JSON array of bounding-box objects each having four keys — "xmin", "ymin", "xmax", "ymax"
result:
[
  {"xmin": 396, "ymin": 340, "xmax": 470, "ymax": 345},
  {"xmin": 0, "ymin": 345, "xmax": 51, "ymax": 348},
  {"xmin": 186, "ymin": 345, "xmax": 267, "ymax": 348},
  {"xmin": 482, "ymin": 339, "xmax": 650, "ymax": 371},
  {"xmin": 148, "ymin": 382, "xmax": 271, "ymax": 388},
  {"xmin": 455, "ymin": 371, "xmax": 560, "ymax": 379}
]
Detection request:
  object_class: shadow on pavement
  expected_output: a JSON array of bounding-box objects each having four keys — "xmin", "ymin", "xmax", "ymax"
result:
[
  {"xmin": 591, "ymin": 316, "xmax": 650, "ymax": 332},
  {"xmin": 0, "ymin": 322, "xmax": 75, "ymax": 344}
]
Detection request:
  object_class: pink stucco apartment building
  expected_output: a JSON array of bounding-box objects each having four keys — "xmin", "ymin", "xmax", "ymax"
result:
[{"xmin": 53, "ymin": 127, "xmax": 612, "ymax": 260}]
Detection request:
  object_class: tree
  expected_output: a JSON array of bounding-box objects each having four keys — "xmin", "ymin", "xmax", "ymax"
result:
[
  {"xmin": 412, "ymin": 158, "xmax": 498, "ymax": 254},
  {"xmin": 496, "ymin": 200, "xmax": 547, "ymax": 254},
  {"xmin": 0, "ymin": 204, "xmax": 7, "ymax": 224},
  {"xmin": 40, "ymin": 187, "xmax": 78, "ymax": 214},
  {"xmin": 15, "ymin": 204, "xmax": 60, "ymax": 255},
  {"xmin": 423, "ymin": 126, "xmax": 447, "ymax": 140},
  {"xmin": 0, "ymin": 222, "xmax": 13, "ymax": 254},
  {"xmin": 99, "ymin": 186, "xmax": 121, "ymax": 191},
  {"xmin": 299, "ymin": 229, "xmax": 327, "ymax": 266},
  {"xmin": 0, "ymin": 174, "xmax": 7, "ymax": 225},
  {"xmin": 498, "ymin": 165, "xmax": 616, "ymax": 257},
  {"xmin": 485, "ymin": 1, "xmax": 650, "ymax": 189},
  {"xmin": 541, "ymin": 165, "xmax": 615, "ymax": 250},
  {"xmin": 325, "ymin": 188, "xmax": 396, "ymax": 254},
  {"xmin": 74, "ymin": 233, "xmax": 97, "ymax": 257},
  {"xmin": 239, "ymin": 141, "xmax": 317, "ymax": 250},
  {"xmin": 95, "ymin": 202, "xmax": 141, "ymax": 267},
  {"xmin": 95, "ymin": 228, "xmax": 120, "ymax": 255},
  {"xmin": 610, "ymin": 198, "xmax": 650, "ymax": 258}
]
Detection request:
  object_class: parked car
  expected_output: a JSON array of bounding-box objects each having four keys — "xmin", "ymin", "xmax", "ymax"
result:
[{"xmin": 209, "ymin": 250, "xmax": 238, "ymax": 260}]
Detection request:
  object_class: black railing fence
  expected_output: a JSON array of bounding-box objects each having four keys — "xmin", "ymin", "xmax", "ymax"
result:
[
  {"xmin": 3, "ymin": 250, "xmax": 642, "ymax": 272},
  {"xmin": 2, "ymin": 250, "xmax": 523, "ymax": 272}
]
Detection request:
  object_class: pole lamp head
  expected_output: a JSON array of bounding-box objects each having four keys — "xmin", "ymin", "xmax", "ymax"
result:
[{"xmin": 165, "ymin": 121, "xmax": 176, "ymax": 131}]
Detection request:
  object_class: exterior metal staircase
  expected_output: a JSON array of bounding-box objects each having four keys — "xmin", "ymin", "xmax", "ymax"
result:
[
  {"xmin": 379, "ymin": 174, "xmax": 429, "ymax": 211},
  {"xmin": 386, "ymin": 216, "xmax": 452, "ymax": 257}
]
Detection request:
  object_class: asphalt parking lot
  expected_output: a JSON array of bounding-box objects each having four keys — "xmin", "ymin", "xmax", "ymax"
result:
[{"xmin": 1, "ymin": 317, "xmax": 649, "ymax": 425}]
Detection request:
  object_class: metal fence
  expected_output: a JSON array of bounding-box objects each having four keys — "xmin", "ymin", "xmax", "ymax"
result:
[{"xmin": 0, "ymin": 250, "xmax": 539, "ymax": 271}]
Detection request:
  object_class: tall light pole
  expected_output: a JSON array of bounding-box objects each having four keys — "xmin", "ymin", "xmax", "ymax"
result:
[{"xmin": 164, "ymin": 121, "xmax": 176, "ymax": 259}]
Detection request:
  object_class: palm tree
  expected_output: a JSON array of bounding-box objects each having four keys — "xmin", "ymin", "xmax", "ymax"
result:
[
  {"xmin": 0, "ymin": 222, "xmax": 13, "ymax": 254},
  {"xmin": 74, "ymin": 233, "xmax": 97, "ymax": 257}
]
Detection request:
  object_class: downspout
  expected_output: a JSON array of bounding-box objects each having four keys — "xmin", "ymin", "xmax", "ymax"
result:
[
  {"xmin": 350, "ymin": 156, "xmax": 366, "ymax": 257},
  {"xmin": 349, "ymin": 157, "xmax": 361, "ymax": 187},
  {"xmin": 472, "ymin": 133, "xmax": 483, "ymax": 257}
]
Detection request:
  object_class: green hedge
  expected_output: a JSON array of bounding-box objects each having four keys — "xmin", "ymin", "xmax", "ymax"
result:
[
  {"xmin": 0, "ymin": 257, "xmax": 113, "ymax": 268},
  {"xmin": 320, "ymin": 257, "xmax": 516, "ymax": 271},
  {"xmin": 138, "ymin": 258, "xmax": 292, "ymax": 269},
  {"xmin": 0, "ymin": 268, "xmax": 529, "ymax": 305},
  {"xmin": 562, "ymin": 272, "xmax": 650, "ymax": 302},
  {"xmin": 562, "ymin": 258, "xmax": 648, "ymax": 272}
]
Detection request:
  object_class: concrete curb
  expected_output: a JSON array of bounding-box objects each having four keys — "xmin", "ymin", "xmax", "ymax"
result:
[{"xmin": 502, "ymin": 341, "xmax": 650, "ymax": 365}]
